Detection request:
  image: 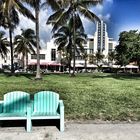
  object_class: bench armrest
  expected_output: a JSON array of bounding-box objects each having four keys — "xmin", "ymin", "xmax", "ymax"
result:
[
  {"xmin": 59, "ymin": 100, "xmax": 65, "ymax": 132},
  {"xmin": 58, "ymin": 100, "xmax": 64, "ymax": 114},
  {"xmin": 0, "ymin": 101, "xmax": 3, "ymax": 113},
  {"xmin": 27, "ymin": 100, "xmax": 33, "ymax": 117},
  {"xmin": 59, "ymin": 100, "xmax": 64, "ymax": 108}
]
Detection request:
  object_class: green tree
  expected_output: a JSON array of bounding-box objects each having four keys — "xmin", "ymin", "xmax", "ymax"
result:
[
  {"xmin": 95, "ymin": 50, "xmax": 104, "ymax": 64},
  {"xmin": 82, "ymin": 52, "xmax": 88, "ymax": 72},
  {"xmin": 115, "ymin": 30, "xmax": 137, "ymax": 67},
  {"xmin": 0, "ymin": 31, "xmax": 9, "ymax": 58},
  {"xmin": 47, "ymin": 0, "xmax": 102, "ymax": 76},
  {"xmin": 0, "ymin": 0, "xmax": 34, "ymax": 73},
  {"xmin": 128, "ymin": 33, "xmax": 140, "ymax": 70},
  {"xmin": 14, "ymin": 29, "xmax": 36, "ymax": 70},
  {"xmin": 95, "ymin": 50, "xmax": 104, "ymax": 72},
  {"xmin": 108, "ymin": 51, "xmax": 115, "ymax": 65},
  {"xmin": 88, "ymin": 54, "xmax": 96, "ymax": 64}
]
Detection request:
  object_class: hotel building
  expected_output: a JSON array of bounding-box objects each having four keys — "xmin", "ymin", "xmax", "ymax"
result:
[{"xmin": 0, "ymin": 20, "xmax": 117, "ymax": 69}]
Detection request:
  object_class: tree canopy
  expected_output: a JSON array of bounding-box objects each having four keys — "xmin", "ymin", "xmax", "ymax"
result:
[{"xmin": 115, "ymin": 30, "xmax": 140, "ymax": 68}]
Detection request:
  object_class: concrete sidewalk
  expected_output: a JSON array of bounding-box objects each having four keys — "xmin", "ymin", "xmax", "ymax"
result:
[{"xmin": 0, "ymin": 123, "xmax": 140, "ymax": 140}]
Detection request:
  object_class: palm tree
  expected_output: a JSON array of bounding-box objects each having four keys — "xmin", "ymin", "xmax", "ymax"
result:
[
  {"xmin": 0, "ymin": 0, "xmax": 34, "ymax": 74},
  {"xmin": 53, "ymin": 18, "xmax": 87, "ymax": 74},
  {"xmin": 0, "ymin": 31, "xmax": 9, "ymax": 58},
  {"xmin": 24, "ymin": 0, "xmax": 60, "ymax": 79},
  {"xmin": 47, "ymin": 0, "xmax": 102, "ymax": 76},
  {"xmin": 108, "ymin": 51, "xmax": 115, "ymax": 65},
  {"xmin": 14, "ymin": 28, "xmax": 36, "ymax": 70},
  {"xmin": 82, "ymin": 52, "xmax": 88, "ymax": 72},
  {"xmin": 88, "ymin": 54, "xmax": 96, "ymax": 64},
  {"xmin": 95, "ymin": 50, "xmax": 104, "ymax": 72}
]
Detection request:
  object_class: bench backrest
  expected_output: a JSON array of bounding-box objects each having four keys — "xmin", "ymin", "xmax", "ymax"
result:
[
  {"xmin": 34, "ymin": 91, "xmax": 59, "ymax": 114},
  {"xmin": 3, "ymin": 91, "xmax": 30, "ymax": 113}
]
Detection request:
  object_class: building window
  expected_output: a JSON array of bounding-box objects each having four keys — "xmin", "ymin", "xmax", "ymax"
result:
[
  {"xmin": 40, "ymin": 54, "xmax": 45, "ymax": 60},
  {"xmin": 51, "ymin": 49, "xmax": 56, "ymax": 61},
  {"xmin": 89, "ymin": 40, "xmax": 94, "ymax": 49},
  {"xmin": 84, "ymin": 49, "xmax": 87, "ymax": 54},
  {"xmin": 75, "ymin": 56, "xmax": 83, "ymax": 60},
  {"xmin": 89, "ymin": 49, "xmax": 93, "ymax": 54},
  {"xmin": 31, "ymin": 54, "xmax": 37, "ymax": 59},
  {"xmin": 108, "ymin": 43, "xmax": 113, "ymax": 52},
  {"xmin": 31, "ymin": 54, "xmax": 45, "ymax": 60}
]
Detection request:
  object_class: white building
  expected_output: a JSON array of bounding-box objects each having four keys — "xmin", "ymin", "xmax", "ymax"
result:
[
  {"xmin": 72, "ymin": 20, "xmax": 117, "ymax": 66},
  {"xmin": 0, "ymin": 20, "xmax": 117, "ymax": 70}
]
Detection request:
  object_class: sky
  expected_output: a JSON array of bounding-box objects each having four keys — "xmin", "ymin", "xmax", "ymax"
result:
[{"xmin": 1, "ymin": 0, "xmax": 140, "ymax": 47}]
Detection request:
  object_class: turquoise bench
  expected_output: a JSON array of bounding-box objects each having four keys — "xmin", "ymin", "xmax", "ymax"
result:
[
  {"xmin": 0, "ymin": 91, "xmax": 31, "ymax": 132},
  {"xmin": 0, "ymin": 91, "xmax": 64, "ymax": 132},
  {"xmin": 28, "ymin": 91, "xmax": 64, "ymax": 132}
]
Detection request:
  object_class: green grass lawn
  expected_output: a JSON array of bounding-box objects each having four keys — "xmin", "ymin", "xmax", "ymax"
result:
[{"xmin": 0, "ymin": 73, "xmax": 140, "ymax": 121}]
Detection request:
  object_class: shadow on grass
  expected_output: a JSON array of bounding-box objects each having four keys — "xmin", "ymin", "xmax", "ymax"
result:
[
  {"xmin": 2, "ymin": 72, "xmax": 35, "ymax": 80},
  {"xmin": 91, "ymin": 73, "xmax": 140, "ymax": 80},
  {"xmin": 1, "ymin": 71, "xmax": 140, "ymax": 81}
]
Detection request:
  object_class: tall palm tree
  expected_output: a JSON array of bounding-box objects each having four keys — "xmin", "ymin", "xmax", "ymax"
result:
[
  {"xmin": 24, "ymin": 0, "xmax": 60, "ymax": 79},
  {"xmin": 88, "ymin": 53, "xmax": 96, "ymax": 64},
  {"xmin": 95, "ymin": 50, "xmax": 104, "ymax": 72},
  {"xmin": 14, "ymin": 28, "xmax": 36, "ymax": 70},
  {"xmin": 95, "ymin": 50, "xmax": 104, "ymax": 64},
  {"xmin": 47, "ymin": 0, "xmax": 102, "ymax": 75},
  {"xmin": 82, "ymin": 52, "xmax": 88, "ymax": 72},
  {"xmin": 0, "ymin": 31, "xmax": 9, "ymax": 58},
  {"xmin": 53, "ymin": 18, "xmax": 87, "ymax": 74},
  {"xmin": 108, "ymin": 51, "xmax": 115, "ymax": 65},
  {"xmin": 0, "ymin": 0, "xmax": 34, "ymax": 74}
]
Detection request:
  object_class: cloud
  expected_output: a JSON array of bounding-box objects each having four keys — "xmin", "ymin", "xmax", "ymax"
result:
[
  {"xmin": 0, "ymin": 0, "xmax": 114, "ymax": 46},
  {"xmin": 105, "ymin": 0, "xmax": 113, "ymax": 4},
  {"xmin": 13, "ymin": 8, "xmax": 52, "ymax": 47},
  {"xmin": 91, "ymin": 0, "xmax": 113, "ymax": 22},
  {"xmin": 95, "ymin": 4, "xmax": 104, "ymax": 13},
  {"xmin": 81, "ymin": 16, "xmax": 96, "ymax": 35},
  {"xmin": 0, "ymin": 8, "xmax": 53, "ymax": 48},
  {"xmin": 98, "ymin": 13, "xmax": 111, "ymax": 21}
]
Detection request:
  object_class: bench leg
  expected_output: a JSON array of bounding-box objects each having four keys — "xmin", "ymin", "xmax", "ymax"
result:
[
  {"xmin": 27, "ymin": 119, "xmax": 32, "ymax": 132},
  {"xmin": 0, "ymin": 121, "xmax": 3, "ymax": 127},
  {"xmin": 60, "ymin": 112, "xmax": 64, "ymax": 132}
]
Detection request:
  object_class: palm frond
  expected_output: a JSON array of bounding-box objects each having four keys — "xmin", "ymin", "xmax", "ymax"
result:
[
  {"xmin": 42, "ymin": 0, "xmax": 60, "ymax": 11},
  {"xmin": 57, "ymin": 41, "xmax": 67, "ymax": 51},
  {"xmin": 0, "ymin": 31, "xmax": 9, "ymax": 58},
  {"xmin": 15, "ymin": 1, "xmax": 35, "ymax": 21},
  {"xmin": 51, "ymin": 7, "xmax": 72, "ymax": 32},
  {"xmin": 52, "ymin": 33, "xmax": 64, "ymax": 39},
  {"xmin": 78, "ymin": 5, "xmax": 100, "ymax": 22},
  {"xmin": 47, "ymin": 9, "xmax": 64, "ymax": 24},
  {"xmin": 57, "ymin": 26, "xmax": 70, "ymax": 35},
  {"xmin": 79, "ymin": 0, "xmax": 102, "ymax": 8}
]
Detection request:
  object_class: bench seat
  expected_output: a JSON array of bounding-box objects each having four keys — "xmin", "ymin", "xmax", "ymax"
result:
[
  {"xmin": 32, "ymin": 112, "xmax": 60, "ymax": 117},
  {"xmin": 0, "ymin": 91, "xmax": 31, "ymax": 131},
  {"xmin": 28, "ymin": 91, "xmax": 64, "ymax": 132},
  {"xmin": 0, "ymin": 112, "xmax": 26, "ymax": 118}
]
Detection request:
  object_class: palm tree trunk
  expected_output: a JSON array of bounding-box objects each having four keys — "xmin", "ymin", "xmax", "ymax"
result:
[
  {"xmin": 26, "ymin": 51, "xmax": 28, "ymax": 71},
  {"xmin": 68, "ymin": 58, "xmax": 71, "ymax": 74},
  {"xmin": 71, "ymin": 7, "xmax": 76, "ymax": 76},
  {"xmin": 9, "ymin": 25, "xmax": 14, "ymax": 74},
  {"xmin": 138, "ymin": 61, "xmax": 140, "ymax": 73},
  {"xmin": 84, "ymin": 58, "xmax": 87, "ymax": 73},
  {"xmin": 22, "ymin": 55, "xmax": 25, "ymax": 70},
  {"xmin": 35, "ymin": 4, "xmax": 41, "ymax": 79}
]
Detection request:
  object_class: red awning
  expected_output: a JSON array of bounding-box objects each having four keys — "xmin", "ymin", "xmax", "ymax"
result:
[{"xmin": 28, "ymin": 62, "xmax": 62, "ymax": 66}]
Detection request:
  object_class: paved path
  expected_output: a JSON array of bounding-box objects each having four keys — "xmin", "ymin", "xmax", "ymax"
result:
[{"xmin": 0, "ymin": 123, "xmax": 140, "ymax": 140}]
